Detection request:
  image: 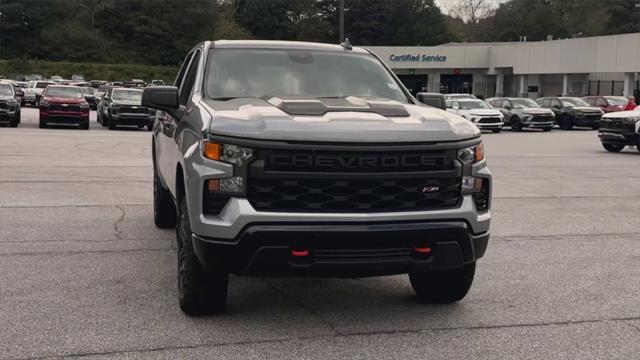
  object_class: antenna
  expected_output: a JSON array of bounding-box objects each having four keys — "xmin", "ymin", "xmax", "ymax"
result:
[{"xmin": 340, "ymin": 37, "xmax": 352, "ymax": 50}]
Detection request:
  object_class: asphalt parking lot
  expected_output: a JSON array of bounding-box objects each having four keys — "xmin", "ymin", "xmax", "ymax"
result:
[{"xmin": 1, "ymin": 108, "xmax": 639, "ymax": 360}]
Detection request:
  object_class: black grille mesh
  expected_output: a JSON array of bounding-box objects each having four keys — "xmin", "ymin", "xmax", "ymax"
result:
[{"xmin": 247, "ymin": 177, "xmax": 461, "ymax": 213}]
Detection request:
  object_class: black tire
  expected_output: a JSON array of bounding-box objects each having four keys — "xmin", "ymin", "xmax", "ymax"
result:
[
  {"xmin": 591, "ymin": 123, "xmax": 600, "ymax": 130},
  {"xmin": 39, "ymin": 119, "xmax": 46, "ymax": 129},
  {"xmin": 602, "ymin": 143, "xmax": 624, "ymax": 153},
  {"xmin": 492, "ymin": 129, "xmax": 501, "ymax": 133},
  {"xmin": 409, "ymin": 262, "xmax": 475, "ymax": 303},
  {"xmin": 559, "ymin": 115, "xmax": 573, "ymax": 130},
  {"xmin": 146, "ymin": 124, "xmax": 153, "ymax": 131},
  {"xmin": 80, "ymin": 122, "xmax": 89, "ymax": 130},
  {"xmin": 510, "ymin": 117, "xmax": 522, "ymax": 132},
  {"xmin": 177, "ymin": 197, "xmax": 228, "ymax": 316},
  {"xmin": 153, "ymin": 167, "xmax": 177, "ymax": 229},
  {"xmin": 108, "ymin": 121, "xmax": 116, "ymax": 130},
  {"xmin": 10, "ymin": 112, "xmax": 19, "ymax": 127},
  {"xmin": 542, "ymin": 127, "xmax": 552, "ymax": 132}
]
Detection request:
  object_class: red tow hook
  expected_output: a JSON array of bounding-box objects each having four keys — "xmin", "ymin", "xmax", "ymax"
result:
[
  {"xmin": 413, "ymin": 245, "xmax": 432, "ymax": 254},
  {"xmin": 290, "ymin": 248, "xmax": 310, "ymax": 257}
]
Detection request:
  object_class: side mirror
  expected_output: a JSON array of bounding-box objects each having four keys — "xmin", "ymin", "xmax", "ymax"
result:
[{"xmin": 142, "ymin": 86, "xmax": 178, "ymax": 115}]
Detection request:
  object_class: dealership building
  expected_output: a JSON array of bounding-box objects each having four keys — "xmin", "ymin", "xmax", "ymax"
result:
[{"xmin": 368, "ymin": 32, "xmax": 640, "ymax": 100}]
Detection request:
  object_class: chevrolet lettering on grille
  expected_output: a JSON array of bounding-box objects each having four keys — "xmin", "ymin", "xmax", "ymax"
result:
[{"xmin": 268, "ymin": 154, "xmax": 441, "ymax": 170}]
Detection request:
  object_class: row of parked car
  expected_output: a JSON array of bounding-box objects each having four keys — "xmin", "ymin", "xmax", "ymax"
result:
[
  {"xmin": 415, "ymin": 92, "xmax": 639, "ymax": 153},
  {"xmin": 417, "ymin": 92, "xmax": 637, "ymax": 132},
  {"xmin": 0, "ymin": 81, "xmax": 155, "ymax": 130}
]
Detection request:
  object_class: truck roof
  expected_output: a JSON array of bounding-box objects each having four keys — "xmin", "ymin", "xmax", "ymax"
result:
[{"xmin": 211, "ymin": 40, "xmax": 370, "ymax": 54}]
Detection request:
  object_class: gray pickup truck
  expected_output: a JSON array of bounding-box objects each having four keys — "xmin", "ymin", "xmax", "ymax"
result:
[{"xmin": 143, "ymin": 40, "xmax": 492, "ymax": 316}]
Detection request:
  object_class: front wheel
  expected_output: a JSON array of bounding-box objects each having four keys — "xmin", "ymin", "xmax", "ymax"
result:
[
  {"xmin": 177, "ymin": 198, "xmax": 228, "ymax": 316},
  {"xmin": 510, "ymin": 117, "xmax": 522, "ymax": 132},
  {"xmin": 409, "ymin": 262, "xmax": 475, "ymax": 303},
  {"xmin": 39, "ymin": 119, "xmax": 46, "ymax": 129},
  {"xmin": 591, "ymin": 123, "xmax": 600, "ymax": 130},
  {"xmin": 559, "ymin": 116, "xmax": 573, "ymax": 130},
  {"xmin": 602, "ymin": 143, "xmax": 624, "ymax": 153},
  {"xmin": 542, "ymin": 127, "xmax": 552, "ymax": 132},
  {"xmin": 492, "ymin": 129, "xmax": 501, "ymax": 133}
]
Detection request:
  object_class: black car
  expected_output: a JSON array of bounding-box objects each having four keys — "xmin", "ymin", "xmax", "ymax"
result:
[
  {"xmin": 537, "ymin": 97, "xmax": 603, "ymax": 130},
  {"xmin": 0, "ymin": 82, "xmax": 21, "ymax": 127},
  {"xmin": 80, "ymin": 87, "xmax": 98, "ymax": 110},
  {"xmin": 88, "ymin": 80, "xmax": 107, "ymax": 89},
  {"xmin": 416, "ymin": 92, "xmax": 446, "ymax": 110},
  {"xmin": 97, "ymin": 87, "xmax": 155, "ymax": 130}
]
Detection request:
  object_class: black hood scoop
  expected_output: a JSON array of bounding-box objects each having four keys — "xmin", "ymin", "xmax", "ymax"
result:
[{"xmin": 266, "ymin": 96, "xmax": 410, "ymax": 117}]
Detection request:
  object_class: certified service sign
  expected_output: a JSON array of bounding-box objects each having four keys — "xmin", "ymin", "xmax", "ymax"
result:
[{"xmin": 389, "ymin": 54, "xmax": 447, "ymax": 62}]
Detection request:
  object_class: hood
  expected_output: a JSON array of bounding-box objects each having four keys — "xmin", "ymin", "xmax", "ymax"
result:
[
  {"xmin": 521, "ymin": 108, "xmax": 553, "ymax": 115},
  {"xmin": 203, "ymin": 96, "xmax": 480, "ymax": 143},
  {"xmin": 45, "ymin": 97, "xmax": 85, "ymax": 104},
  {"xmin": 467, "ymin": 109, "xmax": 502, "ymax": 116},
  {"xmin": 571, "ymin": 106, "xmax": 602, "ymax": 113},
  {"xmin": 602, "ymin": 109, "xmax": 640, "ymax": 119},
  {"xmin": 0, "ymin": 95, "xmax": 15, "ymax": 101}
]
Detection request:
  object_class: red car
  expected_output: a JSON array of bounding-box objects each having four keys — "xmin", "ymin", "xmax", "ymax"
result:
[
  {"xmin": 39, "ymin": 85, "xmax": 90, "ymax": 129},
  {"xmin": 582, "ymin": 96, "xmax": 630, "ymax": 113}
]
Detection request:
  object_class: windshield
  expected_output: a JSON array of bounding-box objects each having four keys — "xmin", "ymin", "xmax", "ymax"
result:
[
  {"xmin": 45, "ymin": 86, "xmax": 83, "ymax": 99},
  {"xmin": 511, "ymin": 98, "xmax": 539, "ymax": 109},
  {"xmin": 112, "ymin": 89, "xmax": 142, "ymax": 102},
  {"xmin": 36, "ymin": 82, "xmax": 54, "ymax": 89},
  {"xmin": 205, "ymin": 49, "xmax": 408, "ymax": 103},
  {"xmin": 561, "ymin": 98, "xmax": 589, "ymax": 107},
  {"xmin": 0, "ymin": 84, "xmax": 13, "ymax": 96},
  {"xmin": 81, "ymin": 87, "xmax": 96, "ymax": 95},
  {"xmin": 605, "ymin": 97, "xmax": 628, "ymax": 106},
  {"xmin": 458, "ymin": 100, "xmax": 491, "ymax": 110}
]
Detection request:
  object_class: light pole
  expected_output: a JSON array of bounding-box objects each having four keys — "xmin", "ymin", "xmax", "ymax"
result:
[{"xmin": 339, "ymin": 0, "xmax": 344, "ymax": 42}]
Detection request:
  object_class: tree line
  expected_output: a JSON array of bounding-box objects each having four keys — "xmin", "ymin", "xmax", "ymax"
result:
[{"xmin": 1, "ymin": 0, "xmax": 639, "ymax": 67}]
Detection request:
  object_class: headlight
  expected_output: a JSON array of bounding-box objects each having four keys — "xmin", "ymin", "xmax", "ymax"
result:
[
  {"xmin": 202, "ymin": 141, "xmax": 254, "ymax": 194},
  {"xmin": 39, "ymin": 100, "xmax": 49, "ymax": 107},
  {"xmin": 622, "ymin": 117, "xmax": 640, "ymax": 124},
  {"xmin": 522, "ymin": 114, "xmax": 533, "ymax": 120},
  {"xmin": 80, "ymin": 103, "xmax": 90, "ymax": 109},
  {"xmin": 457, "ymin": 143, "xmax": 484, "ymax": 164}
]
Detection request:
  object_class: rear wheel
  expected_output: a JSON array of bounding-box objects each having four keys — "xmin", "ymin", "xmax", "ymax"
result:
[
  {"xmin": 410, "ymin": 262, "xmax": 476, "ymax": 303},
  {"xmin": 602, "ymin": 143, "xmax": 624, "ymax": 153},
  {"xmin": 177, "ymin": 197, "xmax": 228, "ymax": 316}
]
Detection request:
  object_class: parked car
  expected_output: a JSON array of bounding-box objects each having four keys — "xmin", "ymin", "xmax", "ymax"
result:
[
  {"xmin": 0, "ymin": 82, "xmax": 21, "ymax": 127},
  {"xmin": 486, "ymin": 97, "xmax": 554, "ymax": 131},
  {"xmin": 38, "ymin": 85, "xmax": 90, "ymax": 129},
  {"xmin": 416, "ymin": 92, "xmax": 446, "ymax": 110},
  {"xmin": 446, "ymin": 98, "xmax": 504, "ymax": 132},
  {"xmin": 583, "ymin": 96, "xmax": 630, "ymax": 113},
  {"xmin": 80, "ymin": 87, "xmax": 98, "ymax": 110},
  {"xmin": 50, "ymin": 75, "xmax": 64, "ymax": 82},
  {"xmin": 144, "ymin": 40, "xmax": 491, "ymax": 315},
  {"xmin": 149, "ymin": 79, "xmax": 165, "ymax": 86},
  {"xmin": 71, "ymin": 74, "xmax": 85, "ymax": 82},
  {"xmin": 24, "ymin": 80, "xmax": 55, "ymax": 107},
  {"xmin": 124, "ymin": 79, "xmax": 146, "ymax": 88},
  {"xmin": 98, "ymin": 87, "xmax": 154, "ymax": 130},
  {"xmin": 597, "ymin": 107, "xmax": 640, "ymax": 153},
  {"xmin": 444, "ymin": 93, "xmax": 477, "ymax": 100},
  {"xmin": 537, "ymin": 97, "xmax": 603, "ymax": 130},
  {"xmin": 89, "ymin": 80, "xmax": 108, "ymax": 89}
]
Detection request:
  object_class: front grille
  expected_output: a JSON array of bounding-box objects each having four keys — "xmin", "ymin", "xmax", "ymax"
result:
[
  {"xmin": 119, "ymin": 106, "xmax": 148, "ymax": 114},
  {"xmin": 0, "ymin": 102, "xmax": 7, "ymax": 109},
  {"xmin": 478, "ymin": 117, "xmax": 501, "ymax": 124},
  {"xmin": 583, "ymin": 114, "xmax": 602, "ymax": 121},
  {"xmin": 600, "ymin": 119, "xmax": 635, "ymax": 132},
  {"xmin": 49, "ymin": 104, "xmax": 81, "ymax": 111},
  {"xmin": 531, "ymin": 115, "xmax": 553, "ymax": 122},
  {"xmin": 247, "ymin": 148, "xmax": 462, "ymax": 213}
]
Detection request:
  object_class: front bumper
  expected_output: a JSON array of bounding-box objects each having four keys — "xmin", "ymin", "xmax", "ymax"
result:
[
  {"xmin": 475, "ymin": 122, "xmax": 504, "ymax": 130},
  {"xmin": 0, "ymin": 109, "xmax": 18, "ymax": 121},
  {"xmin": 598, "ymin": 130, "xmax": 639, "ymax": 146},
  {"xmin": 40, "ymin": 110, "xmax": 89, "ymax": 124},
  {"xmin": 111, "ymin": 113, "xmax": 154, "ymax": 126},
  {"xmin": 193, "ymin": 221, "xmax": 489, "ymax": 277}
]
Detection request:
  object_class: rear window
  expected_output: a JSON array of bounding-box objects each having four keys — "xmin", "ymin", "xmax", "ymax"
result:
[
  {"xmin": 45, "ymin": 86, "xmax": 83, "ymax": 99},
  {"xmin": 112, "ymin": 89, "xmax": 143, "ymax": 102}
]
